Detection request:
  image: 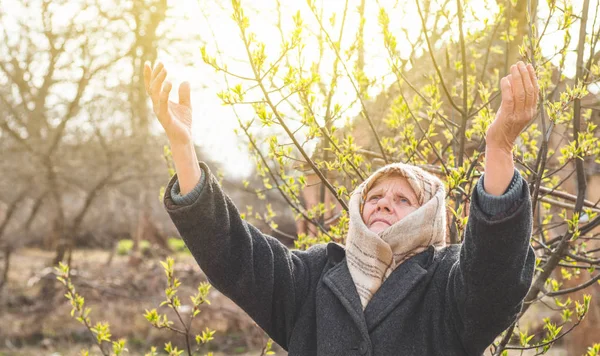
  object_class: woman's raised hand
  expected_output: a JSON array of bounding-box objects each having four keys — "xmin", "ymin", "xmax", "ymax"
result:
[
  {"xmin": 486, "ymin": 61, "xmax": 540, "ymax": 153},
  {"xmin": 144, "ymin": 61, "xmax": 201, "ymax": 195},
  {"xmin": 143, "ymin": 62, "xmax": 193, "ymax": 145}
]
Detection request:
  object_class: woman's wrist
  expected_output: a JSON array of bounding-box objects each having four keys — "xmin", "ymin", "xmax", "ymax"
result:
[
  {"xmin": 170, "ymin": 140, "xmax": 202, "ymax": 196},
  {"xmin": 483, "ymin": 144, "xmax": 515, "ymax": 196}
]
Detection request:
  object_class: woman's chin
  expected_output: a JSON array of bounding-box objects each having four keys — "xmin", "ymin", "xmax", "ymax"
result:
[{"xmin": 369, "ymin": 221, "xmax": 391, "ymax": 234}]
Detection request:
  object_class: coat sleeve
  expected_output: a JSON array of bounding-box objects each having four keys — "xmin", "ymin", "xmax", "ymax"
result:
[
  {"xmin": 447, "ymin": 170, "xmax": 536, "ymax": 354},
  {"xmin": 163, "ymin": 162, "xmax": 318, "ymax": 349}
]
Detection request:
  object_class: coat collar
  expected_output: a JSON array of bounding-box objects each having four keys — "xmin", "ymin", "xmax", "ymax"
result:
[
  {"xmin": 323, "ymin": 246, "xmax": 369, "ymax": 339},
  {"xmin": 324, "ymin": 243, "xmax": 436, "ymax": 332},
  {"xmin": 326, "ymin": 242, "xmax": 346, "ymax": 264}
]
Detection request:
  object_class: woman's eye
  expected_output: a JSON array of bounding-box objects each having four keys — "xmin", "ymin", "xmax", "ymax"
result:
[
  {"xmin": 397, "ymin": 196, "xmax": 410, "ymax": 204},
  {"xmin": 369, "ymin": 195, "xmax": 380, "ymax": 201}
]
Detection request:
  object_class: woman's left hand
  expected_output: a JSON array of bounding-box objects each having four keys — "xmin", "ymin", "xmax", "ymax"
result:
[{"xmin": 486, "ymin": 61, "xmax": 539, "ymax": 154}]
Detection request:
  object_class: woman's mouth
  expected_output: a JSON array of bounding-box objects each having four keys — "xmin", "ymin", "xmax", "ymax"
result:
[{"xmin": 370, "ymin": 218, "xmax": 391, "ymax": 226}]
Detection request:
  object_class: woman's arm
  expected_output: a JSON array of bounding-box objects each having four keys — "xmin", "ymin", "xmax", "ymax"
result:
[
  {"xmin": 143, "ymin": 61, "xmax": 201, "ymax": 195},
  {"xmin": 448, "ymin": 172, "xmax": 535, "ymax": 354},
  {"xmin": 447, "ymin": 61, "xmax": 539, "ymax": 353},
  {"xmin": 164, "ymin": 163, "xmax": 321, "ymax": 349},
  {"xmin": 170, "ymin": 141, "xmax": 202, "ymax": 195},
  {"xmin": 144, "ymin": 62, "xmax": 318, "ymax": 348},
  {"xmin": 484, "ymin": 61, "xmax": 539, "ymax": 195}
]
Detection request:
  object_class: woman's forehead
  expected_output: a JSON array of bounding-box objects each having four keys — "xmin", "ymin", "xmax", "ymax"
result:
[{"xmin": 368, "ymin": 175, "xmax": 415, "ymax": 194}]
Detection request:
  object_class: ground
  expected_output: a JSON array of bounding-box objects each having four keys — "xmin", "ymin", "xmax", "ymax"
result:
[{"xmin": 0, "ymin": 248, "xmax": 285, "ymax": 356}]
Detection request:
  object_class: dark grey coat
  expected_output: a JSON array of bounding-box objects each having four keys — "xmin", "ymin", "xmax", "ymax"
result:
[{"xmin": 163, "ymin": 163, "xmax": 535, "ymax": 356}]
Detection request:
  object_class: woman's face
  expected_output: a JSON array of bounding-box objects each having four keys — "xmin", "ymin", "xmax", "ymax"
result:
[{"xmin": 361, "ymin": 176, "xmax": 419, "ymax": 234}]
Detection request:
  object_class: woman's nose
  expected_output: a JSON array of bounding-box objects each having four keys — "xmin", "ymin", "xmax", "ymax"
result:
[{"xmin": 376, "ymin": 195, "xmax": 393, "ymax": 212}]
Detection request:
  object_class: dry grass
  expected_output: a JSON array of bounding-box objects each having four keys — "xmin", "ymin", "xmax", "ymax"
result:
[{"xmin": 0, "ymin": 248, "xmax": 283, "ymax": 356}]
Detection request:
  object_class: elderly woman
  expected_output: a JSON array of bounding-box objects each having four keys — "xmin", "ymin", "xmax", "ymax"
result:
[{"xmin": 144, "ymin": 60, "xmax": 537, "ymax": 355}]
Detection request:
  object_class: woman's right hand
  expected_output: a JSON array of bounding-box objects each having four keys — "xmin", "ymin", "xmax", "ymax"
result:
[{"xmin": 144, "ymin": 62, "xmax": 193, "ymax": 145}]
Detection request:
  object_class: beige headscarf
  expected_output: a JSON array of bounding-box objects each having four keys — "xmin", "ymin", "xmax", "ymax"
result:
[{"xmin": 345, "ymin": 163, "xmax": 447, "ymax": 309}]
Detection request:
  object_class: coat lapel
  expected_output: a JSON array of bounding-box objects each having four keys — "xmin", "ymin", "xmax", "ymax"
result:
[
  {"xmin": 323, "ymin": 244, "xmax": 435, "ymax": 335},
  {"xmin": 363, "ymin": 247, "xmax": 433, "ymax": 332},
  {"xmin": 323, "ymin": 243, "xmax": 368, "ymax": 336}
]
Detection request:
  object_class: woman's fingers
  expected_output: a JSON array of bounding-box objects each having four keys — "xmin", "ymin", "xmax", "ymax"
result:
[
  {"xmin": 151, "ymin": 68, "xmax": 167, "ymax": 99},
  {"xmin": 510, "ymin": 64, "xmax": 526, "ymax": 116},
  {"xmin": 148, "ymin": 62, "xmax": 165, "ymax": 102},
  {"xmin": 151, "ymin": 62, "xmax": 164, "ymax": 85},
  {"xmin": 159, "ymin": 81, "xmax": 172, "ymax": 120},
  {"xmin": 489, "ymin": 62, "xmax": 540, "ymax": 150},
  {"xmin": 500, "ymin": 75, "xmax": 514, "ymax": 114},
  {"xmin": 517, "ymin": 62, "xmax": 534, "ymax": 117},
  {"xmin": 179, "ymin": 81, "xmax": 191, "ymax": 109},
  {"xmin": 145, "ymin": 61, "xmax": 169, "ymax": 120}
]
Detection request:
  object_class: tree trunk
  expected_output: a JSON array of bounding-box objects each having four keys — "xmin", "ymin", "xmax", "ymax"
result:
[
  {"xmin": 0, "ymin": 246, "xmax": 11, "ymax": 291},
  {"xmin": 508, "ymin": 0, "xmax": 539, "ymax": 64}
]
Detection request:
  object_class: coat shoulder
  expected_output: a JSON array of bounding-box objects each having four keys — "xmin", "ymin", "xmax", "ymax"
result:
[
  {"xmin": 291, "ymin": 242, "xmax": 328, "ymax": 256},
  {"xmin": 433, "ymin": 244, "xmax": 461, "ymax": 264},
  {"xmin": 290, "ymin": 243, "xmax": 331, "ymax": 273},
  {"xmin": 431, "ymin": 244, "xmax": 461, "ymax": 280}
]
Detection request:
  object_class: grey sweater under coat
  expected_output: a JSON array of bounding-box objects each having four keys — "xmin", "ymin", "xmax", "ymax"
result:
[{"xmin": 163, "ymin": 162, "xmax": 535, "ymax": 356}]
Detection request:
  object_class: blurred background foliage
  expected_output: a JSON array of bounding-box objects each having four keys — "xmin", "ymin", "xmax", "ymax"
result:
[{"xmin": 0, "ymin": 0, "xmax": 599, "ymax": 355}]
